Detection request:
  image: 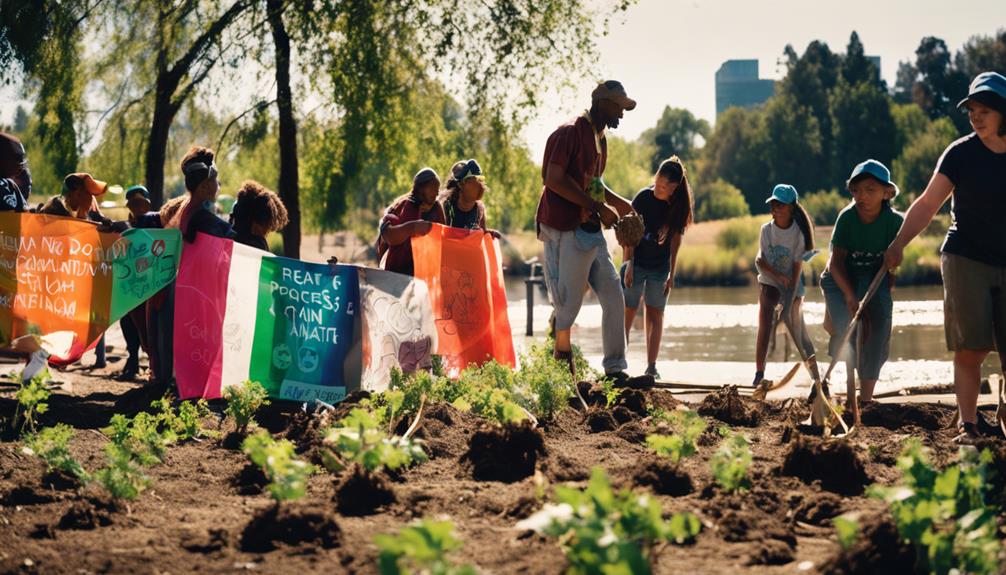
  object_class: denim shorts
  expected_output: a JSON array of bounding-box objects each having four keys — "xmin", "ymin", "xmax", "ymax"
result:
[{"xmin": 620, "ymin": 262, "xmax": 671, "ymax": 310}]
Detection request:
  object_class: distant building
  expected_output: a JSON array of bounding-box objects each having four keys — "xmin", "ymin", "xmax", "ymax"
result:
[{"xmin": 715, "ymin": 60, "xmax": 775, "ymax": 117}]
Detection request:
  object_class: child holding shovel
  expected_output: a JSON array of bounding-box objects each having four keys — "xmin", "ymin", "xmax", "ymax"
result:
[
  {"xmin": 821, "ymin": 160, "xmax": 903, "ymax": 410},
  {"xmin": 753, "ymin": 184, "xmax": 820, "ymax": 392}
]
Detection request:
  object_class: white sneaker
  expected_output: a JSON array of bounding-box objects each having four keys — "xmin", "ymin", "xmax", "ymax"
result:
[{"xmin": 22, "ymin": 350, "xmax": 50, "ymax": 383}]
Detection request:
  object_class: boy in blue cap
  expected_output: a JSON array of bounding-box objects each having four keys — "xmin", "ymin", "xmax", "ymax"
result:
[
  {"xmin": 885, "ymin": 71, "xmax": 1006, "ymax": 444},
  {"xmin": 823, "ymin": 160, "xmax": 904, "ymax": 410}
]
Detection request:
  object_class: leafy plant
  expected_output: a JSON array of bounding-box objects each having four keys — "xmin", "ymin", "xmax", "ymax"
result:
[
  {"xmin": 153, "ymin": 396, "xmax": 215, "ymax": 442},
  {"xmin": 710, "ymin": 432, "xmax": 752, "ymax": 492},
  {"xmin": 517, "ymin": 467, "xmax": 701, "ymax": 574},
  {"xmin": 14, "ymin": 371, "xmax": 50, "ymax": 434},
  {"xmin": 646, "ymin": 410, "xmax": 706, "ymax": 463},
  {"xmin": 515, "ymin": 342, "xmax": 574, "ymax": 421},
  {"xmin": 453, "ymin": 386, "xmax": 527, "ymax": 426},
  {"xmin": 242, "ymin": 429, "xmax": 315, "ymax": 503},
  {"xmin": 833, "ymin": 513, "xmax": 860, "ymax": 551},
  {"xmin": 374, "ymin": 519, "xmax": 477, "ymax": 575},
  {"xmin": 321, "ymin": 408, "xmax": 427, "ymax": 474},
  {"xmin": 22, "ymin": 424, "xmax": 89, "ymax": 482},
  {"xmin": 96, "ymin": 443, "xmax": 151, "ymax": 500},
  {"xmin": 224, "ymin": 380, "xmax": 271, "ymax": 434},
  {"xmin": 102, "ymin": 413, "xmax": 167, "ymax": 466},
  {"xmin": 867, "ymin": 440, "xmax": 1001, "ymax": 575}
]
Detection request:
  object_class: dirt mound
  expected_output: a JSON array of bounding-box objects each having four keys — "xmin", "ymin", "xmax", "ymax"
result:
[
  {"xmin": 614, "ymin": 374, "xmax": 655, "ymax": 390},
  {"xmin": 819, "ymin": 512, "xmax": 914, "ymax": 575},
  {"xmin": 780, "ymin": 435, "xmax": 870, "ymax": 495},
  {"xmin": 3, "ymin": 485, "xmax": 60, "ymax": 506},
  {"xmin": 461, "ymin": 422, "xmax": 545, "ymax": 482},
  {"xmin": 746, "ymin": 539, "xmax": 795, "ymax": 566},
  {"xmin": 241, "ymin": 503, "xmax": 341, "ymax": 552},
  {"xmin": 576, "ymin": 381, "xmax": 608, "ymax": 407},
  {"xmin": 231, "ymin": 462, "xmax": 268, "ymax": 495},
  {"xmin": 859, "ymin": 402, "xmax": 952, "ymax": 431},
  {"xmin": 698, "ymin": 385, "xmax": 762, "ymax": 426},
  {"xmin": 794, "ymin": 492, "xmax": 844, "ymax": 525},
  {"xmin": 613, "ymin": 389, "xmax": 647, "ymax": 417},
  {"xmin": 615, "ymin": 421, "xmax": 648, "ymax": 444},
  {"xmin": 632, "ymin": 456, "xmax": 693, "ymax": 496},
  {"xmin": 334, "ymin": 467, "xmax": 395, "ymax": 516},
  {"xmin": 410, "ymin": 403, "xmax": 479, "ymax": 459},
  {"xmin": 586, "ymin": 409, "xmax": 617, "ymax": 432},
  {"xmin": 58, "ymin": 499, "xmax": 115, "ymax": 530}
]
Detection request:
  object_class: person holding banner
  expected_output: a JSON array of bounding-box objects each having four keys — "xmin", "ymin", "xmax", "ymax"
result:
[
  {"xmin": 0, "ymin": 133, "xmax": 48, "ymax": 381},
  {"xmin": 229, "ymin": 180, "xmax": 289, "ymax": 252},
  {"xmin": 536, "ymin": 80, "xmax": 637, "ymax": 382},
  {"xmin": 441, "ymin": 159, "xmax": 500, "ymax": 239},
  {"xmin": 378, "ymin": 167, "xmax": 446, "ymax": 275},
  {"xmin": 0, "ymin": 133, "xmax": 31, "ymax": 212}
]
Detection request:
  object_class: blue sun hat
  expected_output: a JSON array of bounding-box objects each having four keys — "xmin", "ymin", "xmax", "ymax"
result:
[
  {"xmin": 956, "ymin": 71, "xmax": 1006, "ymax": 114},
  {"xmin": 847, "ymin": 159, "xmax": 899, "ymax": 198},
  {"xmin": 766, "ymin": 184, "xmax": 798, "ymax": 205}
]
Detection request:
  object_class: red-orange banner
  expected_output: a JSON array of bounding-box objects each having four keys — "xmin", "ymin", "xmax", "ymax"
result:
[{"xmin": 411, "ymin": 224, "xmax": 515, "ymax": 377}]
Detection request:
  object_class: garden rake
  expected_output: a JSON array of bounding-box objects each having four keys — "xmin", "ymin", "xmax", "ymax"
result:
[{"xmin": 809, "ymin": 266, "xmax": 889, "ymax": 436}]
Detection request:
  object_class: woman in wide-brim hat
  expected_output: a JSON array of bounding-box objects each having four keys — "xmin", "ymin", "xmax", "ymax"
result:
[{"xmin": 884, "ymin": 71, "xmax": 1006, "ymax": 444}]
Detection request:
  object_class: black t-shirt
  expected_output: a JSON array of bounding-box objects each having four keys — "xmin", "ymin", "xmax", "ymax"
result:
[
  {"xmin": 234, "ymin": 230, "xmax": 269, "ymax": 252},
  {"xmin": 0, "ymin": 178, "xmax": 27, "ymax": 212},
  {"xmin": 183, "ymin": 204, "xmax": 235, "ymax": 243},
  {"xmin": 444, "ymin": 198, "xmax": 483, "ymax": 231},
  {"xmin": 631, "ymin": 187, "xmax": 673, "ymax": 269},
  {"xmin": 937, "ymin": 133, "xmax": 1006, "ymax": 267}
]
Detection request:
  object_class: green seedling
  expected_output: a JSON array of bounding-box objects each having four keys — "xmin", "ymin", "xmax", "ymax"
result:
[
  {"xmin": 242, "ymin": 429, "xmax": 315, "ymax": 503},
  {"xmin": 224, "ymin": 380, "xmax": 271, "ymax": 434},
  {"xmin": 96, "ymin": 443, "xmax": 151, "ymax": 500},
  {"xmin": 374, "ymin": 519, "xmax": 477, "ymax": 575},
  {"xmin": 321, "ymin": 408, "xmax": 427, "ymax": 474},
  {"xmin": 647, "ymin": 410, "xmax": 707, "ymax": 463},
  {"xmin": 710, "ymin": 432, "xmax": 752, "ymax": 492},
  {"xmin": 103, "ymin": 412, "xmax": 167, "ymax": 466},
  {"xmin": 14, "ymin": 371, "xmax": 50, "ymax": 434},
  {"xmin": 153, "ymin": 396, "xmax": 215, "ymax": 441},
  {"xmin": 22, "ymin": 423, "xmax": 89, "ymax": 482}
]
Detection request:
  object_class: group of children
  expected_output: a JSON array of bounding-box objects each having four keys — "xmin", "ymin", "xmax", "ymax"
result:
[{"xmin": 752, "ymin": 159, "xmax": 904, "ymax": 408}]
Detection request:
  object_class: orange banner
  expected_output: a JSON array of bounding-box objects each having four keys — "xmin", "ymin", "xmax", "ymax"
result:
[{"xmin": 411, "ymin": 224, "xmax": 515, "ymax": 377}]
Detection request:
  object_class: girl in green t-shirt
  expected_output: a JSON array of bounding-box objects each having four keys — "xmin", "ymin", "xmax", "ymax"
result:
[{"xmin": 821, "ymin": 159, "xmax": 904, "ymax": 410}]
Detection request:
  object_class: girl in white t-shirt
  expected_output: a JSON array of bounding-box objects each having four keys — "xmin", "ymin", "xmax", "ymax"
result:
[{"xmin": 753, "ymin": 184, "xmax": 820, "ymax": 391}]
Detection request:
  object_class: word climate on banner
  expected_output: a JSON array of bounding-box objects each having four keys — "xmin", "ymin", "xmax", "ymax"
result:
[
  {"xmin": 0, "ymin": 213, "xmax": 180, "ymax": 363},
  {"xmin": 173, "ymin": 233, "xmax": 361, "ymax": 402},
  {"xmin": 411, "ymin": 224, "xmax": 515, "ymax": 377}
]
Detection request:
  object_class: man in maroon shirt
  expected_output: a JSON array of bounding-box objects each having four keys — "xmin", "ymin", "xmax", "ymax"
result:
[{"xmin": 536, "ymin": 80, "xmax": 636, "ymax": 382}]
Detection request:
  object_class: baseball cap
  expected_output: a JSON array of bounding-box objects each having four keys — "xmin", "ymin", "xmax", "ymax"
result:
[
  {"xmin": 125, "ymin": 185, "xmax": 149, "ymax": 201},
  {"xmin": 847, "ymin": 159, "xmax": 899, "ymax": 198},
  {"xmin": 591, "ymin": 80, "xmax": 637, "ymax": 111},
  {"xmin": 451, "ymin": 159, "xmax": 483, "ymax": 182},
  {"xmin": 766, "ymin": 184, "xmax": 798, "ymax": 205},
  {"xmin": 956, "ymin": 71, "xmax": 1006, "ymax": 113}
]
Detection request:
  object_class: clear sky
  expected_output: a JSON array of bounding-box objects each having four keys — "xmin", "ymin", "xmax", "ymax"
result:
[{"xmin": 521, "ymin": 0, "xmax": 1006, "ymax": 159}]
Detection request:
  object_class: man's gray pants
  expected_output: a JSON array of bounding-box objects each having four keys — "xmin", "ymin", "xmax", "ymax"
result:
[{"xmin": 539, "ymin": 223, "xmax": 627, "ymax": 374}]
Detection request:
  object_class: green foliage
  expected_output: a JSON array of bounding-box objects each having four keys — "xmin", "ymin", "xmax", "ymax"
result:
[
  {"xmin": 801, "ymin": 189, "xmax": 850, "ymax": 226},
  {"xmin": 515, "ymin": 343, "xmax": 574, "ymax": 421},
  {"xmin": 22, "ymin": 424, "xmax": 89, "ymax": 482},
  {"xmin": 833, "ymin": 513, "xmax": 860, "ymax": 551},
  {"xmin": 715, "ymin": 217, "xmax": 761, "ymax": 253},
  {"xmin": 517, "ymin": 467, "xmax": 700, "ymax": 574},
  {"xmin": 374, "ymin": 519, "xmax": 477, "ymax": 575},
  {"xmin": 646, "ymin": 410, "xmax": 706, "ymax": 464},
  {"xmin": 867, "ymin": 440, "xmax": 1001, "ymax": 575},
  {"xmin": 96, "ymin": 443, "xmax": 150, "ymax": 500},
  {"xmin": 224, "ymin": 380, "xmax": 271, "ymax": 434},
  {"xmin": 321, "ymin": 408, "xmax": 428, "ymax": 475},
  {"xmin": 893, "ymin": 117, "xmax": 959, "ymax": 206},
  {"xmin": 710, "ymin": 432, "xmax": 752, "ymax": 492},
  {"xmin": 14, "ymin": 371, "xmax": 50, "ymax": 434},
  {"xmin": 602, "ymin": 136, "xmax": 656, "ymax": 200},
  {"xmin": 694, "ymin": 179, "xmax": 750, "ymax": 222},
  {"xmin": 152, "ymin": 397, "xmax": 215, "ymax": 442},
  {"xmin": 242, "ymin": 430, "xmax": 316, "ymax": 503},
  {"xmin": 102, "ymin": 413, "xmax": 167, "ymax": 466},
  {"xmin": 640, "ymin": 106, "xmax": 710, "ymax": 168}
]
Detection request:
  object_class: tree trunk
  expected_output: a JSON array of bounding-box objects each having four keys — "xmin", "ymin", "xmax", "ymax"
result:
[
  {"xmin": 267, "ymin": 0, "xmax": 300, "ymax": 258},
  {"xmin": 145, "ymin": 90, "xmax": 177, "ymax": 208}
]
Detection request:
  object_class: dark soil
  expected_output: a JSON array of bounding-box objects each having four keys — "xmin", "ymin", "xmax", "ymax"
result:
[
  {"xmin": 698, "ymin": 385, "xmax": 762, "ymax": 426},
  {"xmin": 1, "ymin": 367, "xmax": 1002, "ymax": 574},
  {"xmin": 241, "ymin": 503, "xmax": 341, "ymax": 552},
  {"xmin": 334, "ymin": 467, "xmax": 395, "ymax": 516},
  {"xmin": 780, "ymin": 435, "xmax": 871, "ymax": 495},
  {"xmin": 461, "ymin": 422, "xmax": 545, "ymax": 482},
  {"xmin": 632, "ymin": 455, "xmax": 693, "ymax": 496}
]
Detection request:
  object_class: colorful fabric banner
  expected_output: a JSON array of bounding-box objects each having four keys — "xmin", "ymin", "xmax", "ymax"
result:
[
  {"xmin": 411, "ymin": 224, "xmax": 515, "ymax": 377},
  {"xmin": 173, "ymin": 233, "xmax": 362, "ymax": 402},
  {"xmin": 358, "ymin": 266, "xmax": 437, "ymax": 392},
  {"xmin": 0, "ymin": 213, "xmax": 180, "ymax": 364}
]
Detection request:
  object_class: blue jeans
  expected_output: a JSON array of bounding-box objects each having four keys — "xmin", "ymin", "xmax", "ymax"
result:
[{"xmin": 821, "ymin": 273, "xmax": 892, "ymax": 380}]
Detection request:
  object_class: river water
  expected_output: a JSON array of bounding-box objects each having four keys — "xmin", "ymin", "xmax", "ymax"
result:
[{"xmin": 505, "ymin": 279, "xmax": 1003, "ymax": 398}]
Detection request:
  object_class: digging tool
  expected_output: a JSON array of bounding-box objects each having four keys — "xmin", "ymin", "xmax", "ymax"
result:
[
  {"xmin": 996, "ymin": 375, "xmax": 1006, "ymax": 437},
  {"xmin": 752, "ymin": 362, "xmax": 801, "ymax": 400},
  {"xmin": 810, "ymin": 266, "xmax": 890, "ymax": 435}
]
